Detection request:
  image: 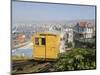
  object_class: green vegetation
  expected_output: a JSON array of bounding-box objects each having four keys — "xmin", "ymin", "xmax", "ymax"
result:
[
  {"xmin": 74, "ymin": 38, "xmax": 96, "ymax": 49},
  {"xmin": 54, "ymin": 48, "xmax": 96, "ymax": 71}
]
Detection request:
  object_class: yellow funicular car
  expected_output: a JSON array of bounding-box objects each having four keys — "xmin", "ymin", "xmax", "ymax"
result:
[{"xmin": 32, "ymin": 32, "xmax": 60, "ymax": 61}]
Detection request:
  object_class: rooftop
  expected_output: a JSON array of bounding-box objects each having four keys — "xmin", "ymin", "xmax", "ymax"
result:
[{"xmin": 77, "ymin": 21, "xmax": 94, "ymax": 28}]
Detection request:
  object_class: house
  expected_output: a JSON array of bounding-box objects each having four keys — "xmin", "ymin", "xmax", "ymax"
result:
[
  {"xmin": 60, "ymin": 26, "xmax": 74, "ymax": 52},
  {"xmin": 65, "ymin": 26, "xmax": 73, "ymax": 43},
  {"xmin": 16, "ymin": 33, "xmax": 26, "ymax": 43},
  {"xmin": 60, "ymin": 31, "xmax": 68, "ymax": 53},
  {"xmin": 74, "ymin": 21, "xmax": 94, "ymax": 40}
]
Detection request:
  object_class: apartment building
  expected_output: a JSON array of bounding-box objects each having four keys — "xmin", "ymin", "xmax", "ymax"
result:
[{"xmin": 74, "ymin": 21, "xmax": 94, "ymax": 40}]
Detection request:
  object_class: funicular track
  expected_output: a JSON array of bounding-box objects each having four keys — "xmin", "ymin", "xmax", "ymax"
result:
[{"xmin": 12, "ymin": 59, "xmax": 56, "ymax": 74}]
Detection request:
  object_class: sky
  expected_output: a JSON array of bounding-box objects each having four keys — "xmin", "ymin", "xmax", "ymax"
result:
[{"xmin": 12, "ymin": 1, "xmax": 96, "ymax": 23}]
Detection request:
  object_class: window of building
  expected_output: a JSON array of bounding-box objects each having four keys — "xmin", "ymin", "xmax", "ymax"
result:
[{"xmin": 82, "ymin": 28, "xmax": 84, "ymax": 32}]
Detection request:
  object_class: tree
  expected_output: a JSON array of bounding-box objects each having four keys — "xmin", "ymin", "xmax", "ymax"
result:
[{"xmin": 54, "ymin": 48, "xmax": 96, "ymax": 71}]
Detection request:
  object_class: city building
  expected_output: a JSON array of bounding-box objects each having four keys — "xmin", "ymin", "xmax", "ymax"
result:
[
  {"xmin": 65, "ymin": 26, "xmax": 73, "ymax": 43},
  {"xmin": 74, "ymin": 21, "xmax": 94, "ymax": 40},
  {"xmin": 60, "ymin": 26, "xmax": 74, "ymax": 53},
  {"xmin": 16, "ymin": 33, "xmax": 26, "ymax": 43}
]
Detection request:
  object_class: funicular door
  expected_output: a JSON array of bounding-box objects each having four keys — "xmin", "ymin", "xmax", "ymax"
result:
[
  {"xmin": 46, "ymin": 35, "xmax": 58, "ymax": 59},
  {"xmin": 33, "ymin": 36, "xmax": 46, "ymax": 60}
]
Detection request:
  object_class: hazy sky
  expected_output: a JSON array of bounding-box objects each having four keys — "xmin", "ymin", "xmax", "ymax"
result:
[{"xmin": 12, "ymin": 1, "xmax": 96, "ymax": 22}]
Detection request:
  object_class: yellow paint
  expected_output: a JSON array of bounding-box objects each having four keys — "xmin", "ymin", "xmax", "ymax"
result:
[{"xmin": 32, "ymin": 32, "xmax": 60, "ymax": 61}]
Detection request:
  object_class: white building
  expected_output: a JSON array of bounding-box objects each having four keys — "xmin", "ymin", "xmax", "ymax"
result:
[
  {"xmin": 74, "ymin": 21, "xmax": 94, "ymax": 39},
  {"xmin": 60, "ymin": 31, "xmax": 68, "ymax": 53},
  {"xmin": 59, "ymin": 26, "xmax": 74, "ymax": 53},
  {"xmin": 65, "ymin": 27, "xmax": 73, "ymax": 43}
]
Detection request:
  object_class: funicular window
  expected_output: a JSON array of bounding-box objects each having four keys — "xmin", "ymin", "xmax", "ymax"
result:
[
  {"xmin": 41, "ymin": 38, "xmax": 46, "ymax": 45},
  {"xmin": 35, "ymin": 38, "xmax": 39, "ymax": 45}
]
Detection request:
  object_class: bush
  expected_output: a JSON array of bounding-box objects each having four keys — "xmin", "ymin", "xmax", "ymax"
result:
[{"xmin": 54, "ymin": 48, "xmax": 96, "ymax": 71}]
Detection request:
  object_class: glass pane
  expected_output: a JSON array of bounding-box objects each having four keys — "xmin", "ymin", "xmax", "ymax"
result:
[
  {"xmin": 35, "ymin": 38, "xmax": 39, "ymax": 45},
  {"xmin": 41, "ymin": 38, "xmax": 46, "ymax": 45}
]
